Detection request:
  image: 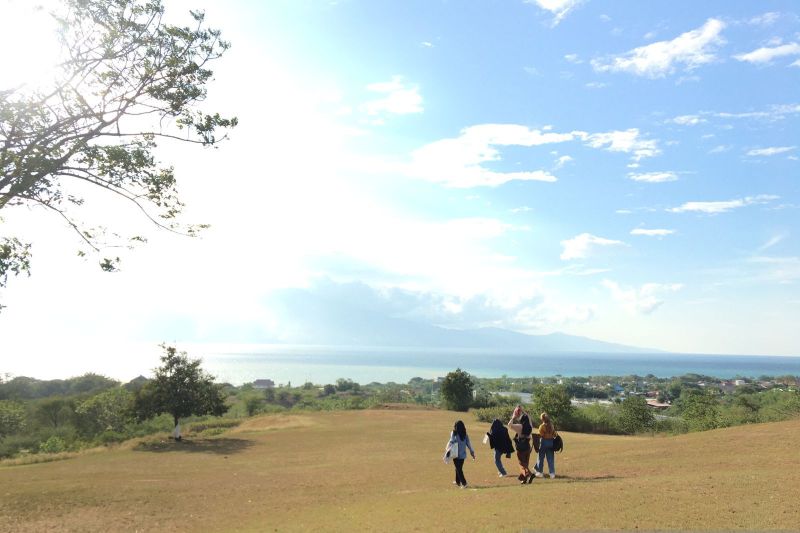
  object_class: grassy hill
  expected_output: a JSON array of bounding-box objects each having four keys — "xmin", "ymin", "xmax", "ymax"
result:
[{"xmin": 1, "ymin": 407, "xmax": 798, "ymax": 532}]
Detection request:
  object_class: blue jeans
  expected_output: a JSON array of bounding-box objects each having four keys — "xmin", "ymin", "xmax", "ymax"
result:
[
  {"xmin": 536, "ymin": 438, "xmax": 555, "ymax": 475},
  {"xmin": 494, "ymin": 448, "xmax": 507, "ymax": 475}
]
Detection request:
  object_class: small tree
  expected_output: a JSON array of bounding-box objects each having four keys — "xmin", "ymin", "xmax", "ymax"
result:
[
  {"xmin": 677, "ymin": 389, "xmax": 720, "ymax": 431},
  {"xmin": 618, "ymin": 395, "xmax": 655, "ymax": 434},
  {"xmin": 440, "ymin": 368, "xmax": 474, "ymax": 412},
  {"xmin": 531, "ymin": 384, "xmax": 574, "ymax": 422},
  {"xmin": 75, "ymin": 387, "xmax": 134, "ymax": 436},
  {"xmin": 134, "ymin": 344, "xmax": 227, "ymax": 439}
]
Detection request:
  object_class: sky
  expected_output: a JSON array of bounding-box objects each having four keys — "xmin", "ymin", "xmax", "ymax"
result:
[{"xmin": 1, "ymin": 0, "xmax": 799, "ymax": 378}]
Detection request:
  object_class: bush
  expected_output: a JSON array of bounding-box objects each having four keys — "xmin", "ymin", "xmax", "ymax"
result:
[
  {"xmin": 473, "ymin": 405, "xmax": 515, "ymax": 423},
  {"xmin": 562, "ymin": 404, "xmax": 622, "ymax": 434},
  {"xmin": 187, "ymin": 418, "xmax": 241, "ymax": 434},
  {"xmin": 39, "ymin": 436, "xmax": 66, "ymax": 454}
]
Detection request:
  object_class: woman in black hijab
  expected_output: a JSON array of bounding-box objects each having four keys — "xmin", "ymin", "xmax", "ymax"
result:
[{"xmin": 486, "ymin": 418, "xmax": 514, "ymax": 477}]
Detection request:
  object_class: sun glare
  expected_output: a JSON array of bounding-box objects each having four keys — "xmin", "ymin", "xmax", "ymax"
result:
[{"xmin": 0, "ymin": 0, "xmax": 62, "ymax": 90}]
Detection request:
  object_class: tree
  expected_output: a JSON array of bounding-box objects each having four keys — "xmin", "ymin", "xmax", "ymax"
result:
[
  {"xmin": 440, "ymin": 368, "xmax": 474, "ymax": 412},
  {"xmin": 531, "ymin": 384, "xmax": 574, "ymax": 422},
  {"xmin": 134, "ymin": 344, "xmax": 227, "ymax": 439},
  {"xmin": 1, "ymin": 0, "xmax": 236, "ymax": 297},
  {"xmin": 74, "ymin": 387, "xmax": 134, "ymax": 436},
  {"xmin": 34, "ymin": 397, "xmax": 73, "ymax": 429},
  {"xmin": 0, "ymin": 400, "xmax": 26, "ymax": 438},
  {"xmin": 677, "ymin": 389, "xmax": 720, "ymax": 431},
  {"xmin": 618, "ymin": 396, "xmax": 655, "ymax": 434}
]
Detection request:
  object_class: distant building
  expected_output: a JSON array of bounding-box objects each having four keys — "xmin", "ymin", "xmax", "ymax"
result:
[
  {"xmin": 734, "ymin": 379, "xmax": 746, "ymax": 387},
  {"xmin": 253, "ymin": 379, "xmax": 275, "ymax": 389},
  {"xmin": 646, "ymin": 399, "xmax": 670, "ymax": 410}
]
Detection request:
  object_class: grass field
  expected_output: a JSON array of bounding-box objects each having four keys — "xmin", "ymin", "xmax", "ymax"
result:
[{"xmin": 1, "ymin": 406, "xmax": 799, "ymax": 532}]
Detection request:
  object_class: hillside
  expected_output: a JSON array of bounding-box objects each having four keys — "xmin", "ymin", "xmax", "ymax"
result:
[{"xmin": 1, "ymin": 409, "xmax": 798, "ymax": 532}]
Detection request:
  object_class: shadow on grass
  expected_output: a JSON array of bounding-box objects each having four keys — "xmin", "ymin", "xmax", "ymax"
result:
[
  {"xmin": 461, "ymin": 474, "xmax": 619, "ymax": 491},
  {"xmin": 133, "ymin": 438, "xmax": 254, "ymax": 456}
]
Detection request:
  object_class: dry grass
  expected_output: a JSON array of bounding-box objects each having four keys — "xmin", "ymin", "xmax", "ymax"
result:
[{"xmin": 1, "ymin": 408, "xmax": 798, "ymax": 532}]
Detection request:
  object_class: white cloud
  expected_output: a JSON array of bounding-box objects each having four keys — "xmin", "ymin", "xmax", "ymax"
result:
[
  {"xmin": 792, "ymin": 59, "xmax": 800, "ymax": 67},
  {"xmin": 409, "ymin": 124, "xmax": 585, "ymax": 188},
  {"xmin": 560, "ymin": 233, "xmax": 626, "ymax": 260},
  {"xmin": 585, "ymin": 81, "xmax": 608, "ymax": 89},
  {"xmin": 361, "ymin": 76, "xmax": 423, "ymax": 117},
  {"xmin": 420, "ymin": 41, "xmax": 434, "ymax": 48},
  {"xmin": 554, "ymin": 155, "xmax": 573, "ymax": 169},
  {"xmin": 758, "ymin": 234, "xmax": 785, "ymax": 252},
  {"xmin": 591, "ymin": 19, "xmax": 725, "ymax": 78},
  {"xmin": 630, "ymin": 228, "xmax": 675, "ymax": 237},
  {"xmin": 668, "ymin": 195, "xmax": 779, "ymax": 214},
  {"xmin": 585, "ymin": 129, "xmax": 660, "ymax": 161},
  {"xmin": 670, "ymin": 114, "xmax": 706, "ymax": 125},
  {"xmin": 747, "ymin": 12, "xmax": 780, "ymax": 26},
  {"xmin": 564, "ymin": 53, "xmax": 582, "ymax": 63},
  {"xmin": 527, "ymin": 0, "xmax": 584, "ymax": 26},
  {"xmin": 747, "ymin": 256, "xmax": 800, "ymax": 284},
  {"xmin": 715, "ymin": 103, "xmax": 800, "ymax": 121},
  {"xmin": 511, "ymin": 206, "xmax": 533, "ymax": 213},
  {"xmin": 628, "ymin": 171, "xmax": 678, "ymax": 183},
  {"xmin": 709, "ymin": 145, "xmax": 731, "ymax": 154},
  {"xmin": 603, "ymin": 280, "xmax": 683, "ymax": 314},
  {"xmin": 734, "ymin": 42, "xmax": 800, "ymax": 64},
  {"xmin": 747, "ymin": 146, "xmax": 795, "ymax": 156}
]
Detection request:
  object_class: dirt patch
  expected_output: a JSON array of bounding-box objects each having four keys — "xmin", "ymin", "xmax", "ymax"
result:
[
  {"xmin": 229, "ymin": 414, "xmax": 317, "ymax": 433},
  {"xmin": 369, "ymin": 403, "xmax": 439, "ymax": 410}
]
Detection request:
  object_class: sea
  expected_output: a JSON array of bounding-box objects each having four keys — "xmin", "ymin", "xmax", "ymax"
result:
[{"xmin": 190, "ymin": 345, "xmax": 800, "ymax": 386}]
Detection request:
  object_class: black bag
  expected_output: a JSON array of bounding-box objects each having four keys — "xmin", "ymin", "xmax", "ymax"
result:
[
  {"xmin": 553, "ymin": 434, "xmax": 563, "ymax": 453},
  {"xmin": 514, "ymin": 436, "xmax": 531, "ymax": 453},
  {"xmin": 532, "ymin": 434, "xmax": 541, "ymax": 453}
]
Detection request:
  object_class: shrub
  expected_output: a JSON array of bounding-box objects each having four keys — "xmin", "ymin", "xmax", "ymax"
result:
[
  {"xmin": 39, "ymin": 436, "xmax": 66, "ymax": 454},
  {"xmin": 473, "ymin": 405, "xmax": 515, "ymax": 423}
]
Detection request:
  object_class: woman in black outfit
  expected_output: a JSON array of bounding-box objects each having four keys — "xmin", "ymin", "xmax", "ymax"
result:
[
  {"xmin": 486, "ymin": 418, "xmax": 514, "ymax": 477},
  {"xmin": 445, "ymin": 420, "xmax": 475, "ymax": 488}
]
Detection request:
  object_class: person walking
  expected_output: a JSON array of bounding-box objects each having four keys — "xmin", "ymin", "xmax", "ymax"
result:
[
  {"xmin": 485, "ymin": 418, "xmax": 514, "ymax": 477},
  {"xmin": 507, "ymin": 406, "xmax": 534, "ymax": 484},
  {"xmin": 445, "ymin": 420, "xmax": 475, "ymax": 488},
  {"xmin": 534, "ymin": 412, "xmax": 558, "ymax": 479}
]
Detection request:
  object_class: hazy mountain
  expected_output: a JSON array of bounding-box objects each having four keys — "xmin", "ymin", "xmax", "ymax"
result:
[{"xmin": 259, "ymin": 285, "xmax": 659, "ymax": 353}]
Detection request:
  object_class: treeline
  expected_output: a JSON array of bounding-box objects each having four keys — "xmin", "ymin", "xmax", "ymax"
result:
[
  {"xmin": 0, "ymin": 373, "xmax": 432, "ymax": 459},
  {"xmin": 472, "ymin": 383, "xmax": 800, "ymax": 435},
  {"xmin": 3, "ymin": 368, "xmax": 800, "ymax": 460}
]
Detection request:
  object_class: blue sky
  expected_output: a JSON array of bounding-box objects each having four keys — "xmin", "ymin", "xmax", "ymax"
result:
[{"xmin": 1, "ymin": 0, "xmax": 799, "ymax": 377}]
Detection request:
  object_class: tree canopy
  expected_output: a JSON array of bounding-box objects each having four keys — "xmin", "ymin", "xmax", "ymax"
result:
[
  {"xmin": 440, "ymin": 368, "xmax": 474, "ymax": 412},
  {"xmin": 134, "ymin": 344, "xmax": 227, "ymax": 434},
  {"xmin": 0, "ymin": 0, "xmax": 236, "ymax": 300}
]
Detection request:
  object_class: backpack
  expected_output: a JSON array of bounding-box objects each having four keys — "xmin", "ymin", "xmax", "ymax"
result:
[{"xmin": 553, "ymin": 434, "xmax": 563, "ymax": 453}]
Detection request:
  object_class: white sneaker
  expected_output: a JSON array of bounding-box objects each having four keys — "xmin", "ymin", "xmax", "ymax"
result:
[
  {"xmin": 498, "ymin": 473, "xmax": 506, "ymax": 477},
  {"xmin": 549, "ymin": 473, "xmax": 556, "ymax": 479},
  {"xmin": 534, "ymin": 471, "xmax": 543, "ymax": 478}
]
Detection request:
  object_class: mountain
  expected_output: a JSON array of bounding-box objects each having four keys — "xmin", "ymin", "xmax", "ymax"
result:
[{"xmin": 257, "ymin": 287, "xmax": 660, "ymax": 353}]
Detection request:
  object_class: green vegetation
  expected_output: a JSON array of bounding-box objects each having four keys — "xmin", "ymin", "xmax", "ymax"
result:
[
  {"xmin": 1, "ymin": 0, "xmax": 236, "ymax": 297},
  {"xmin": 2, "ymin": 366, "xmax": 799, "ymax": 460},
  {"xmin": 133, "ymin": 345, "xmax": 228, "ymax": 437},
  {"xmin": 439, "ymin": 368, "xmax": 474, "ymax": 411}
]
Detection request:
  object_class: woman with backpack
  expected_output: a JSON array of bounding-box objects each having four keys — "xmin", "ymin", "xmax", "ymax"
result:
[
  {"xmin": 507, "ymin": 405, "xmax": 535, "ymax": 484},
  {"xmin": 534, "ymin": 412, "xmax": 558, "ymax": 479},
  {"xmin": 444, "ymin": 420, "xmax": 475, "ymax": 488},
  {"xmin": 486, "ymin": 418, "xmax": 514, "ymax": 477}
]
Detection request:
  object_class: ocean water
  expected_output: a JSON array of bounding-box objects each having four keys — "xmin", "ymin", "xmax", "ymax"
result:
[{"xmin": 194, "ymin": 346, "xmax": 800, "ymax": 385}]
